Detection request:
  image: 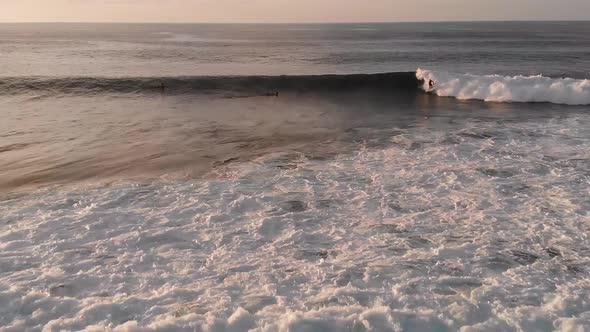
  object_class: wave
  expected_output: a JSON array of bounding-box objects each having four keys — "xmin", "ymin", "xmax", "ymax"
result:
[
  {"xmin": 0, "ymin": 72, "xmax": 421, "ymax": 97},
  {"xmin": 5, "ymin": 71, "xmax": 589, "ymax": 105},
  {"xmin": 417, "ymin": 69, "xmax": 590, "ymax": 105}
]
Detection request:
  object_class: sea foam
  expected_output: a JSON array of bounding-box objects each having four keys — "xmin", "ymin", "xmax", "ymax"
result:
[
  {"xmin": 417, "ymin": 69, "xmax": 590, "ymax": 105},
  {"xmin": 1, "ymin": 114, "xmax": 589, "ymax": 331}
]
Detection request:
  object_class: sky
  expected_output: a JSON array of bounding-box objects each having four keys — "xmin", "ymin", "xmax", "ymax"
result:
[{"xmin": 1, "ymin": 0, "xmax": 589, "ymax": 23}]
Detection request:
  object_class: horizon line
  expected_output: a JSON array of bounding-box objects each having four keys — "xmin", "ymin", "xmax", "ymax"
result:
[{"xmin": 1, "ymin": 19, "xmax": 589, "ymax": 25}]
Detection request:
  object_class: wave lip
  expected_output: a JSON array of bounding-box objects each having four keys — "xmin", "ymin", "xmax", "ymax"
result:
[
  {"xmin": 417, "ymin": 68, "xmax": 590, "ymax": 105},
  {"xmin": 0, "ymin": 72, "xmax": 421, "ymax": 97}
]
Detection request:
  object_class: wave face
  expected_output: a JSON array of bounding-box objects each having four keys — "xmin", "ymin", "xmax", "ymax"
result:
[
  {"xmin": 417, "ymin": 69, "xmax": 590, "ymax": 105},
  {"xmin": 0, "ymin": 72, "xmax": 421, "ymax": 97},
  {"xmin": 5, "ymin": 70, "xmax": 589, "ymax": 105}
]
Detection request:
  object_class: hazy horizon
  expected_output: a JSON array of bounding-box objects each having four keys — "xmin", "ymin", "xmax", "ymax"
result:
[
  {"xmin": 1, "ymin": 0, "xmax": 589, "ymax": 23},
  {"xmin": 2, "ymin": 19, "xmax": 590, "ymax": 25}
]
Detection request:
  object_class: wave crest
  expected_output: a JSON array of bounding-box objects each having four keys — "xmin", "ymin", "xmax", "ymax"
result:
[{"xmin": 416, "ymin": 69, "xmax": 590, "ymax": 105}]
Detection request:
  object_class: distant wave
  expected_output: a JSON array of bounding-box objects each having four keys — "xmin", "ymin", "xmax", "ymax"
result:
[
  {"xmin": 417, "ymin": 69, "xmax": 590, "ymax": 105},
  {"xmin": 0, "ymin": 72, "xmax": 421, "ymax": 97}
]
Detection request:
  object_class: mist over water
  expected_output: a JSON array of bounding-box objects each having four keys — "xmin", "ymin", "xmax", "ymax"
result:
[{"xmin": 1, "ymin": 22, "xmax": 589, "ymax": 331}]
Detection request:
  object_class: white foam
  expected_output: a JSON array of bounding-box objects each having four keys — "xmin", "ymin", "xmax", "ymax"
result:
[
  {"xmin": 416, "ymin": 68, "xmax": 590, "ymax": 105},
  {"xmin": 1, "ymin": 116, "xmax": 589, "ymax": 331}
]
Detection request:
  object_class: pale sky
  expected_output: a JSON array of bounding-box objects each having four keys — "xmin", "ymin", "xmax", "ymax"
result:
[{"xmin": 1, "ymin": 0, "xmax": 589, "ymax": 23}]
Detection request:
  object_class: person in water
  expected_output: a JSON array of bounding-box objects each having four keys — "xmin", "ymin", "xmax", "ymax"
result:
[
  {"xmin": 428, "ymin": 79, "xmax": 435, "ymax": 89},
  {"xmin": 160, "ymin": 82, "xmax": 166, "ymax": 93}
]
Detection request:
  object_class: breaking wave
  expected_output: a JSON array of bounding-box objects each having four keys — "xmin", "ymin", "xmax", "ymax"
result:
[
  {"xmin": 5, "ymin": 70, "xmax": 589, "ymax": 105},
  {"xmin": 417, "ymin": 68, "xmax": 590, "ymax": 105}
]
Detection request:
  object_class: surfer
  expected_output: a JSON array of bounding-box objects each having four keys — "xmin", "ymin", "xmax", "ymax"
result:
[
  {"xmin": 160, "ymin": 82, "xmax": 166, "ymax": 93},
  {"xmin": 264, "ymin": 91, "xmax": 279, "ymax": 97}
]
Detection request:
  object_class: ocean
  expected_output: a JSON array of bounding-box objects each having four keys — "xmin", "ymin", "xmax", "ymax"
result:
[{"xmin": 0, "ymin": 22, "xmax": 589, "ymax": 331}]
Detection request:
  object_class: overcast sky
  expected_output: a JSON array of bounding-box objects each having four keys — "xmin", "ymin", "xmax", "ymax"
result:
[{"xmin": 1, "ymin": 0, "xmax": 589, "ymax": 23}]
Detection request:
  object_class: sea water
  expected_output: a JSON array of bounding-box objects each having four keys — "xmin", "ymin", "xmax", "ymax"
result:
[{"xmin": 0, "ymin": 22, "xmax": 589, "ymax": 331}]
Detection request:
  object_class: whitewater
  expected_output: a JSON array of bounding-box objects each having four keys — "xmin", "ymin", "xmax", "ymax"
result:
[
  {"xmin": 417, "ymin": 69, "xmax": 590, "ymax": 105},
  {"xmin": 2, "ymin": 114, "xmax": 590, "ymax": 331}
]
